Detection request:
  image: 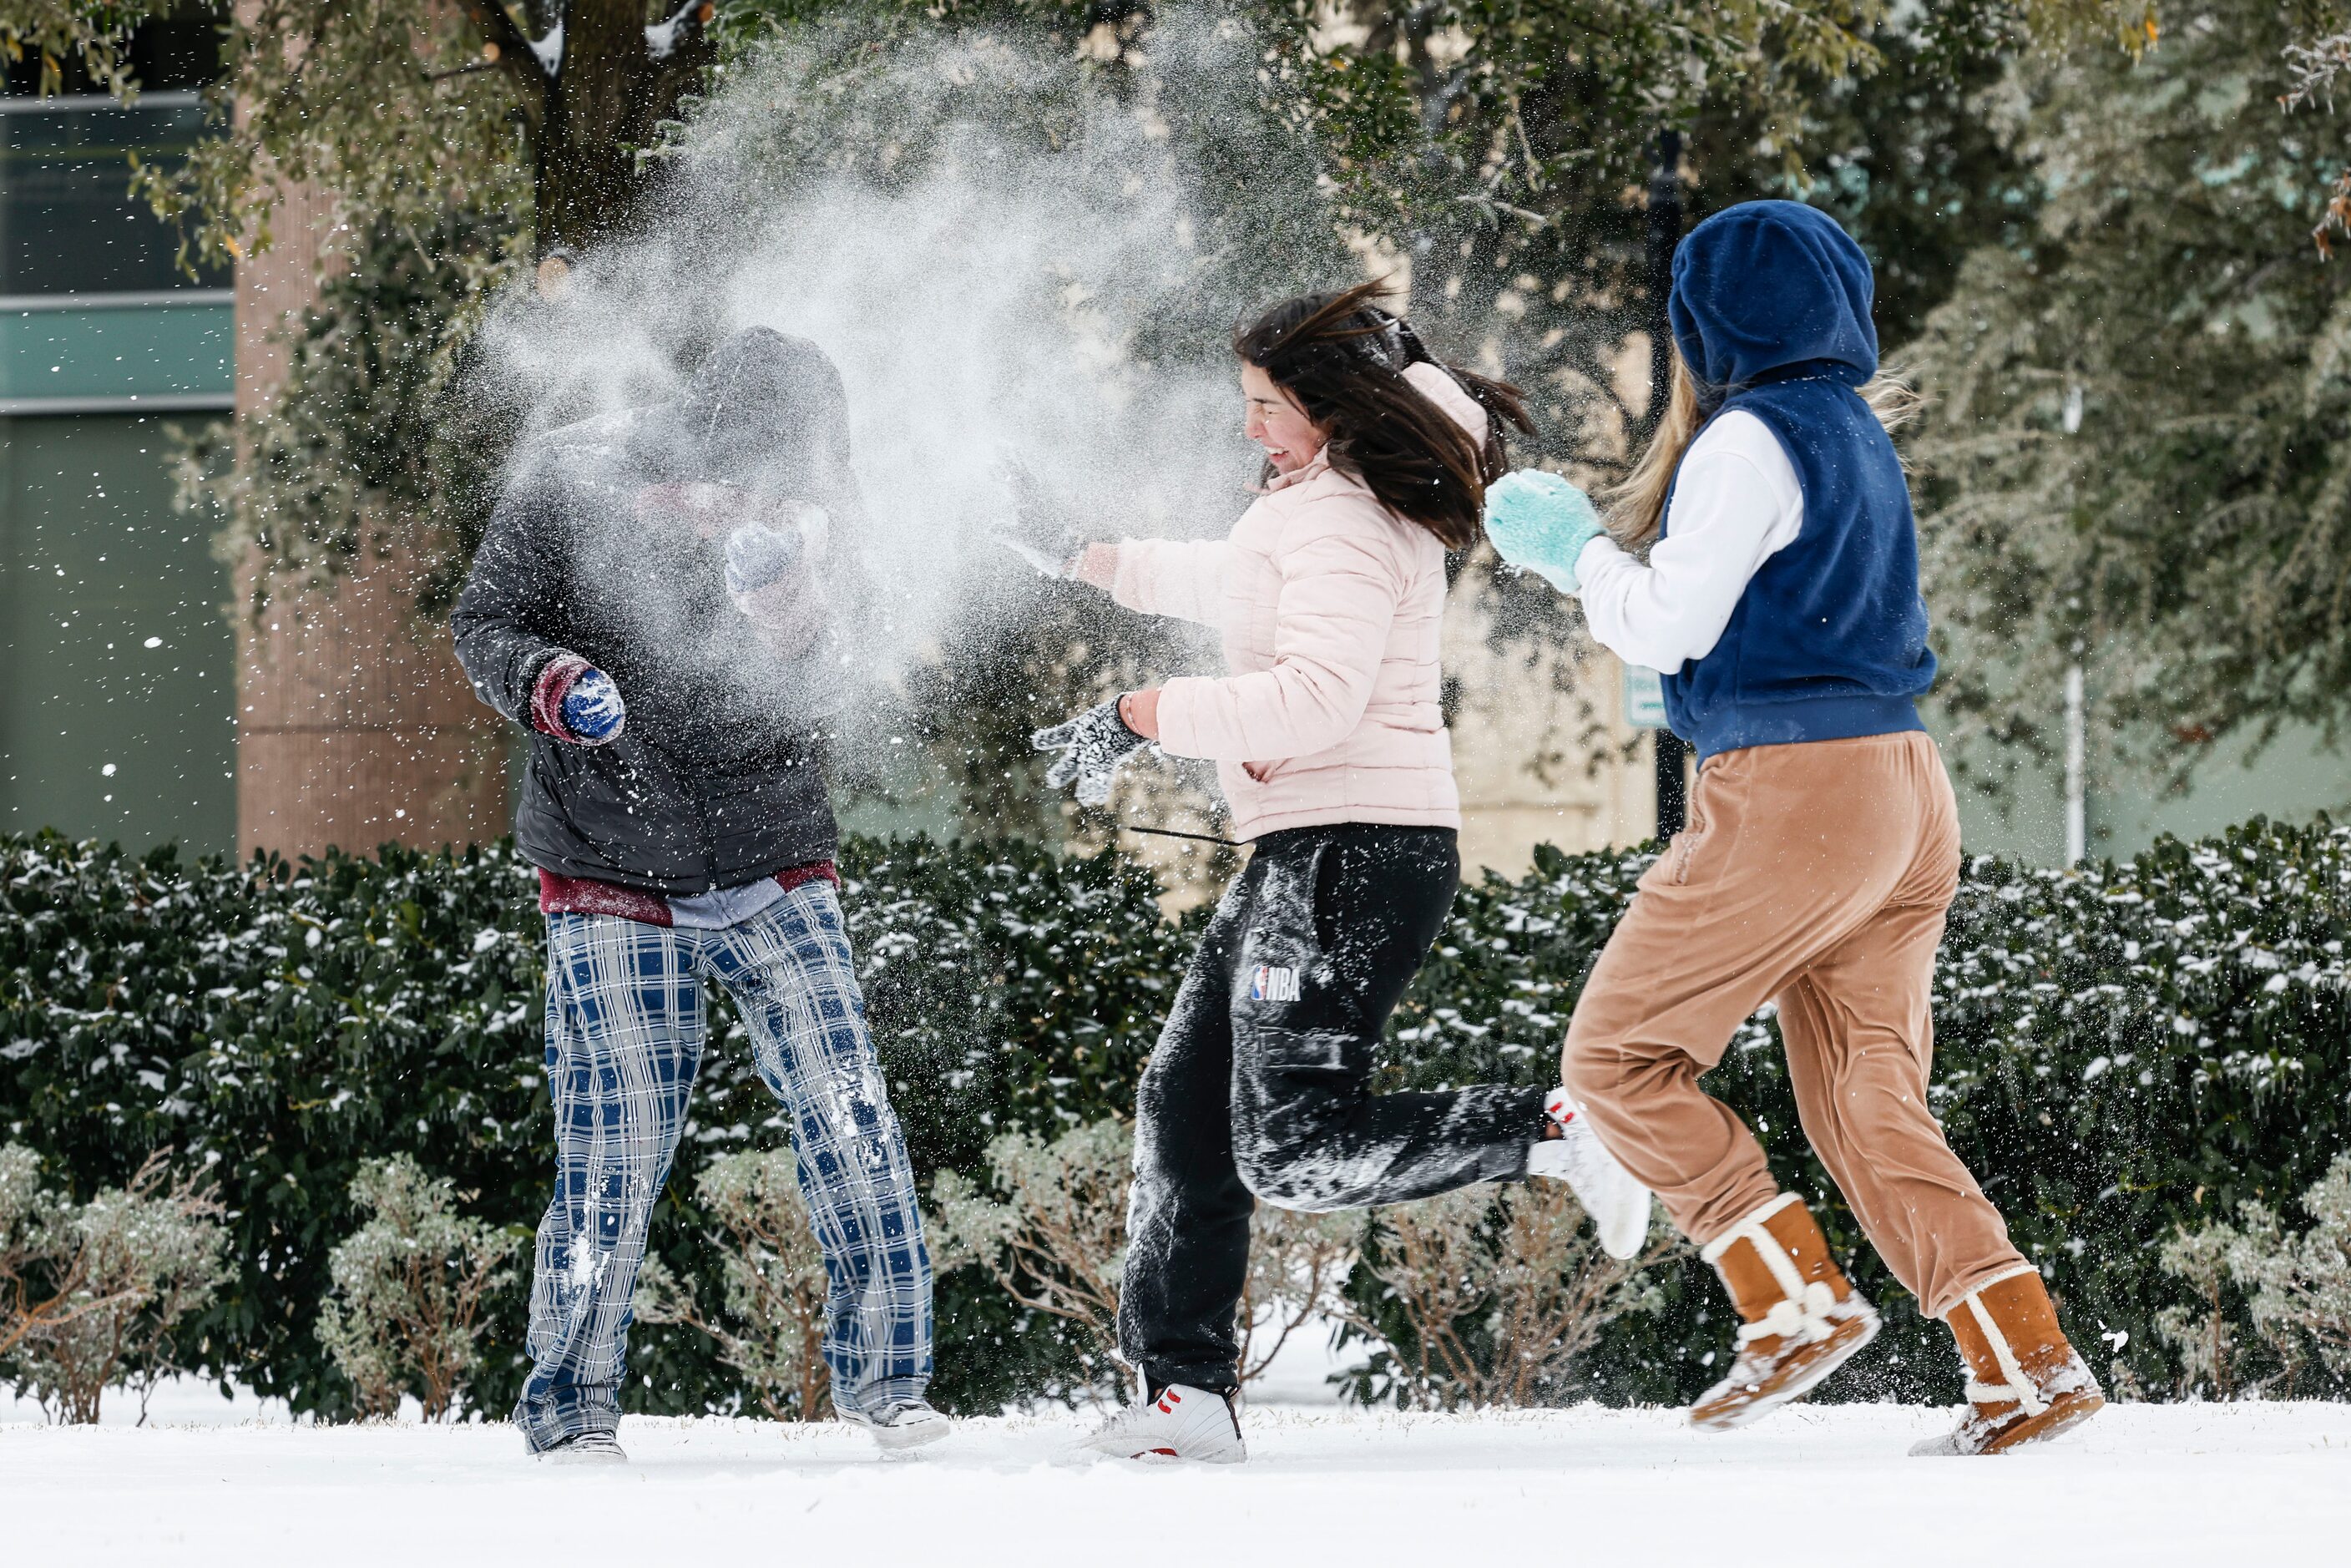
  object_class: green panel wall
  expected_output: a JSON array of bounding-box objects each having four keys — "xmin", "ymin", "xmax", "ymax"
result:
[
  {"xmin": 0, "ymin": 414, "xmax": 235, "ymax": 853},
  {"xmin": 1939, "ymin": 719, "xmax": 2351, "ymax": 866},
  {"xmin": 0, "ymin": 299, "xmax": 233, "ymax": 402}
]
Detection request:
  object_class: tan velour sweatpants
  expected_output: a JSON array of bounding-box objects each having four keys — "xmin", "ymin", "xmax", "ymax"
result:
[{"xmin": 1561, "ymin": 731, "xmax": 2027, "ymax": 1320}]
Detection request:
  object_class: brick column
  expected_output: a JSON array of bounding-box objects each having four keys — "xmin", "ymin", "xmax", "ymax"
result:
[{"xmin": 231, "ymin": 181, "xmax": 509, "ymax": 859}]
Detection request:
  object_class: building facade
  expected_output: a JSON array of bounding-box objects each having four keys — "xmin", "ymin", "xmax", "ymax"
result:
[
  {"xmin": 3, "ymin": 20, "xmax": 509, "ymax": 864},
  {"xmin": 2, "ymin": 36, "xmax": 237, "ymax": 855}
]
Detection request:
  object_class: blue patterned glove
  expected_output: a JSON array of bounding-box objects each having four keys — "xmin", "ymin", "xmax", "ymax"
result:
[
  {"xmin": 562, "ymin": 669, "xmax": 628, "ymax": 743},
  {"xmin": 1484, "ymin": 469, "xmax": 1605, "ymax": 595}
]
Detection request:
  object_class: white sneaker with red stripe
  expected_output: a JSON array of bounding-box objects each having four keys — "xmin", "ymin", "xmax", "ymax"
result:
[
  {"xmin": 1525, "ymin": 1087, "xmax": 1653, "ymax": 1261},
  {"xmin": 1081, "ymin": 1383, "xmax": 1246, "ymax": 1463}
]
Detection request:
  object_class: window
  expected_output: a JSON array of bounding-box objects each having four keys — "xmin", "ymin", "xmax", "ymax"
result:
[{"xmin": 0, "ymin": 96, "xmax": 228, "ymax": 296}]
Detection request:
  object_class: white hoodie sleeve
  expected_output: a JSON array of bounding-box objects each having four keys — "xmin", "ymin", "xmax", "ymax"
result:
[{"xmin": 1572, "ymin": 410, "xmax": 1805, "ymax": 674}]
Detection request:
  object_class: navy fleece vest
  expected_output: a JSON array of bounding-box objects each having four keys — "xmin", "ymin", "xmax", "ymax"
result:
[{"xmin": 1658, "ymin": 366, "xmax": 1936, "ymax": 760}]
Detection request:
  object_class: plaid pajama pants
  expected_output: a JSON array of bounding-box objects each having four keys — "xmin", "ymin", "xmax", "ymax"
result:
[{"xmin": 513, "ymin": 880, "xmax": 933, "ymax": 1451}]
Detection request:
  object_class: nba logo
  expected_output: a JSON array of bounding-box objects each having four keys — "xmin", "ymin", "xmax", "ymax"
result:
[{"xmin": 1251, "ymin": 965, "xmax": 1300, "ymax": 1002}]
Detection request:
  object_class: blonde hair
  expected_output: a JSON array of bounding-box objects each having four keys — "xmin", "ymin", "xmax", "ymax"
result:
[{"xmin": 1605, "ymin": 349, "xmax": 1923, "ymax": 547}]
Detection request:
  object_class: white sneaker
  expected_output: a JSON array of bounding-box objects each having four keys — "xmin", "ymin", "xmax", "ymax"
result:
[
  {"xmin": 1081, "ymin": 1383, "xmax": 1246, "ymax": 1463},
  {"xmin": 1526, "ymin": 1087, "xmax": 1653, "ymax": 1261},
  {"xmin": 537, "ymin": 1431, "xmax": 628, "ymax": 1464},
  {"xmin": 838, "ymin": 1398, "xmax": 951, "ymax": 1452}
]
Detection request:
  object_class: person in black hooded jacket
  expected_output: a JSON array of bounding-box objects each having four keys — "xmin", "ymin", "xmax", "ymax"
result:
[
  {"xmin": 453, "ymin": 327, "xmax": 943, "ymax": 1459},
  {"xmin": 455, "ymin": 326, "xmax": 877, "ymax": 886}
]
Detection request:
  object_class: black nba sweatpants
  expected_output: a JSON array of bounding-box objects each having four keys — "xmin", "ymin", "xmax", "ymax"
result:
[{"xmin": 1116, "ymin": 822, "xmax": 1551, "ymax": 1393}]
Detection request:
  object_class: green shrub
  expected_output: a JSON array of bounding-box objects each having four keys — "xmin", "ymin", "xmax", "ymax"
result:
[
  {"xmin": 0, "ymin": 831, "xmax": 1181, "ymax": 1418},
  {"xmin": 0, "ymin": 837, "xmax": 550, "ymax": 1417},
  {"xmin": 3, "ymin": 816, "xmax": 2348, "ymax": 1415},
  {"xmin": 930, "ymin": 1116, "xmax": 1380, "ymax": 1399},
  {"xmin": 927, "ymin": 1121, "xmax": 1133, "ymax": 1396},
  {"xmin": 631, "ymin": 1147, "xmax": 832, "ymax": 1420},
  {"xmin": 1332, "ymin": 1179, "xmax": 1685, "ymax": 1411},
  {"xmin": 0, "ymin": 1143, "xmax": 229, "ymax": 1423},
  {"xmin": 316, "ymin": 1154, "xmax": 523, "ymax": 1420},
  {"xmin": 2156, "ymin": 1151, "xmax": 2351, "ymax": 1399}
]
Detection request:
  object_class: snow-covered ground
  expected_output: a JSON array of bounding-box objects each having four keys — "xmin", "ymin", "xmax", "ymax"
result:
[{"xmin": 3, "ymin": 1397, "xmax": 2347, "ymax": 1565}]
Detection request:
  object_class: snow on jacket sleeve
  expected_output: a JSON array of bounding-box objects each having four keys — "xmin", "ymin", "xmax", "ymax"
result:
[
  {"xmin": 1096, "ymin": 538, "xmax": 1232, "ymax": 626},
  {"xmin": 1155, "ymin": 508, "xmax": 1402, "ymax": 762},
  {"xmin": 452, "ymin": 453, "xmax": 572, "ymax": 727}
]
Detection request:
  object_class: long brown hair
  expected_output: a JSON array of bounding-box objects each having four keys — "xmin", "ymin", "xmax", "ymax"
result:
[
  {"xmin": 1607, "ymin": 346, "xmax": 1922, "ymax": 547},
  {"xmin": 1233, "ymin": 281, "xmax": 1534, "ymax": 549}
]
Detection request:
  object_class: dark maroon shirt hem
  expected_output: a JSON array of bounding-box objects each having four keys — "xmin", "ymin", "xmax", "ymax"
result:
[{"xmin": 538, "ymin": 862, "xmax": 841, "ymax": 926}]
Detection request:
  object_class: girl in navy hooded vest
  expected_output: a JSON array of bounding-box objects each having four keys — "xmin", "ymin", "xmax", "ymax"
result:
[{"xmin": 1483, "ymin": 201, "xmax": 2102, "ymax": 1456}]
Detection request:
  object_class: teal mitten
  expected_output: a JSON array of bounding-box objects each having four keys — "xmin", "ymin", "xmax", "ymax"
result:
[{"xmin": 1484, "ymin": 469, "xmax": 1605, "ymax": 594}]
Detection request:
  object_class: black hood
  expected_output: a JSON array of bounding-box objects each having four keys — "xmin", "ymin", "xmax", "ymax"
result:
[{"xmin": 640, "ymin": 326, "xmax": 854, "ymax": 494}]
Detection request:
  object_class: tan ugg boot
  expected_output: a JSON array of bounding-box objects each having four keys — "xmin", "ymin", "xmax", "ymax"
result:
[
  {"xmin": 1690, "ymin": 1194, "xmax": 1880, "ymax": 1430},
  {"xmin": 1911, "ymin": 1266, "xmax": 2104, "ymax": 1456}
]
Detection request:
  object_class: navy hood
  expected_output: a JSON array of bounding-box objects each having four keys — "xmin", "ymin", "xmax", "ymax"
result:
[{"xmin": 1668, "ymin": 200, "xmax": 1878, "ymax": 397}]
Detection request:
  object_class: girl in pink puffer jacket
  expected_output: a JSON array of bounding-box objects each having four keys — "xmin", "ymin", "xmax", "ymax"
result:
[{"xmin": 1009, "ymin": 285, "xmax": 1651, "ymax": 1463}]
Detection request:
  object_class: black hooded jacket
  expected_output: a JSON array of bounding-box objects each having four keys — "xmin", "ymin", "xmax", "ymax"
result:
[{"xmin": 453, "ymin": 328, "xmax": 871, "ymax": 893}]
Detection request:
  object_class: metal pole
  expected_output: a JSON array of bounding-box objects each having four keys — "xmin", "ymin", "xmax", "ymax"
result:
[
  {"xmin": 2060, "ymin": 389, "xmax": 2088, "ymax": 870},
  {"xmin": 2064, "ymin": 662, "xmax": 2086, "ymax": 867},
  {"xmin": 1647, "ymin": 127, "xmax": 1689, "ymax": 839}
]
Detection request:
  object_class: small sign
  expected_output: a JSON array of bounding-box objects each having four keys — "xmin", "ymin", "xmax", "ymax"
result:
[{"xmin": 1624, "ymin": 665, "xmax": 1668, "ymax": 729}]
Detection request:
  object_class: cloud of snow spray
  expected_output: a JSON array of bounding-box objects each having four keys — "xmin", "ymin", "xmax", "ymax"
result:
[{"xmin": 471, "ymin": 14, "xmax": 1316, "ymax": 755}]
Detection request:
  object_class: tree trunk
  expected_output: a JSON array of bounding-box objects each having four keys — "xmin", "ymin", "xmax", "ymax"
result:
[
  {"xmin": 531, "ymin": 0, "xmax": 717, "ymax": 254},
  {"xmin": 235, "ymin": 5, "xmax": 726, "ymax": 858}
]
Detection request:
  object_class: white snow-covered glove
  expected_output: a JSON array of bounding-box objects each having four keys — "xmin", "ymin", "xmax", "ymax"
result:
[
  {"xmin": 725, "ymin": 518, "xmax": 804, "ymax": 596},
  {"xmin": 993, "ymin": 458, "xmax": 1084, "ymax": 578},
  {"xmin": 1033, "ymin": 699, "xmax": 1150, "ymax": 807},
  {"xmin": 1484, "ymin": 469, "xmax": 1605, "ymax": 595}
]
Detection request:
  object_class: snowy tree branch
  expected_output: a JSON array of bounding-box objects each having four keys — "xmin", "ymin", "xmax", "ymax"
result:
[
  {"xmin": 453, "ymin": 0, "xmax": 552, "ymax": 110},
  {"xmin": 645, "ymin": 1, "xmax": 714, "ymax": 62}
]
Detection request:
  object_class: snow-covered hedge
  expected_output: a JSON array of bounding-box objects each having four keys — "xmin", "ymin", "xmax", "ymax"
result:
[
  {"xmin": 1406, "ymin": 818, "xmax": 2351, "ymax": 1402},
  {"xmin": 0, "ymin": 832, "xmax": 1182, "ymax": 1418},
  {"xmin": 3, "ymin": 818, "xmax": 2348, "ymax": 1415}
]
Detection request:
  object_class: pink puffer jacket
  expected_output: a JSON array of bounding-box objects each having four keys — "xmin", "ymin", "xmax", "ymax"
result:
[{"xmin": 1079, "ymin": 362, "xmax": 1482, "ymax": 842}]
